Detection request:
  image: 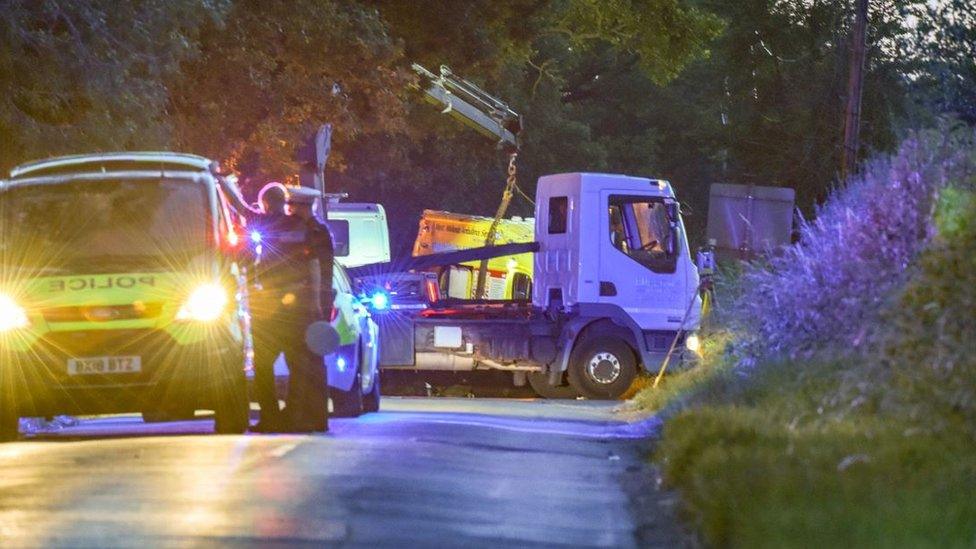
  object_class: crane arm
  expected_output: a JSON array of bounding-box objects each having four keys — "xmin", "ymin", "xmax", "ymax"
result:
[{"xmin": 412, "ymin": 63, "xmax": 522, "ymax": 151}]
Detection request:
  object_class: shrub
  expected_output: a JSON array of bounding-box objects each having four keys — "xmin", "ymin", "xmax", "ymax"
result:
[
  {"xmin": 730, "ymin": 126, "xmax": 976, "ymax": 363},
  {"xmin": 649, "ymin": 127, "xmax": 976, "ymax": 548},
  {"xmin": 877, "ymin": 183, "xmax": 976, "ymax": 439}
]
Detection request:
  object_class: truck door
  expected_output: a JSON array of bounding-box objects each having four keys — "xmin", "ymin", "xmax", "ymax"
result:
[{"xmin": 597, "ymin": 192, "xmax": 685, "ymax": 329}]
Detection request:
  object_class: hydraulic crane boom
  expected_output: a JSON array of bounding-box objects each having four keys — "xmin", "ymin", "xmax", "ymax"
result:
[{"xmin": 412, "ymin": 64, "xmax": 522, "ymax": 151}]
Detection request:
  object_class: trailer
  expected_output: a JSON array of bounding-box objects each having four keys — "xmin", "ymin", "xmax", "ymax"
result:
[{"xmin": 351, "ymin": 172, "xmax": 703, "ymax": 400}]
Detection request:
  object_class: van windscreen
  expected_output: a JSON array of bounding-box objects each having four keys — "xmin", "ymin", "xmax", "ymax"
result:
[{"xmin": 0, "ymin": 178, "xmax": 209, "ymax": 273}]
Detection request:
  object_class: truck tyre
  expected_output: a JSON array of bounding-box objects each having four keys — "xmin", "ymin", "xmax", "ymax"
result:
[
  {"xmin": 527, "ymin": 372, "xmax": 579, "ymax": 399},
  {"xmin": 362, "ymin": 370, "xmax": 381, "ymax": 413},
  {"xmin": 213, "ymin": 375, "xmax": 249, "ymax": 435},
  {"xmin": 567, "ymin": 336, "xmax": 637, "ymax": 400}
]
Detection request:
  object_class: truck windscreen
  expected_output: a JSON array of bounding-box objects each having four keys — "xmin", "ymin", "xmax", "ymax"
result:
[
  {"xmin": 609, "ymin": 195, "xmax": 678, "ymax": 274},
  {"xmin": 0, "ymin": 178, "xmax": 209, "ymax": 273}
]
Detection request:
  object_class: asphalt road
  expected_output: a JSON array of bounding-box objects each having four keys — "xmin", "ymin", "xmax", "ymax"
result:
[{"xmin": 0, "ymin": 398, "xmax": 683, "ymax": 548}]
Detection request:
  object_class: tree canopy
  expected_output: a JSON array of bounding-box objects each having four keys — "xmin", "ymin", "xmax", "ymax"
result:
[
  {"xmin": 0, "ymin": 0, "xmax": 968, "ymax": 249},
  {"xmin": 0, "ymin": 0, "xmax": 214, "ymax": 168}
]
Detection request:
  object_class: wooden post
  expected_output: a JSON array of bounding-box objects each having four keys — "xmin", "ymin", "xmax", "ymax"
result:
[{"xmin": 841, "ymin": 0, "xmax": 869, "ymax": 181}]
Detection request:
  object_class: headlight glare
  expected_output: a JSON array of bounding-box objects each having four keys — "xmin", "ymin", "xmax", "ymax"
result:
[
  {"xmin": 176, "ymin": 283, "xmax": 227, "ymax": 322},
  {"xmin": 0, "ymin": 294, "xmax": 29, "ymax": 332}
]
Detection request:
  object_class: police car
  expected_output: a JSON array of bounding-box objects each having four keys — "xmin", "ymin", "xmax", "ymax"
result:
[{"xmin": 323, "ymin": 261, "xmax": 380, "ymax": 416}]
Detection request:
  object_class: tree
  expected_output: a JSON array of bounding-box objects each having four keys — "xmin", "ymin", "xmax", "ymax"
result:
[
  {"xmin": 555, "ymin": 0, "xmax": 921, "ymax": 230},
  {"xmin": 0, "ymin": 0, "xmax": 215, "ymax": 172},
  {"xmin": 169, "ymin": 0, "xmax": 411, "ymax": 188},
  {"xmin": 904, "ymin": 0, "xmax": 976, "ymax": 124},
  {"xmin": 341, "ymin": 0, "xmax": 723, "ymax": 251}
]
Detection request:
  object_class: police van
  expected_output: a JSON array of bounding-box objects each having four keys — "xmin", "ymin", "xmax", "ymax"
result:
[
  {"xmin": 0, "ymin": 152, "xmax": 252, "ymax": 440},
  {"xmin": 323, "ymin": 261, "xmax": 381, "ymax": 416}
]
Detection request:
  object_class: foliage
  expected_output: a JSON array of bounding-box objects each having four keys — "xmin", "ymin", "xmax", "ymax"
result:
[
  {"xmin": 0, "ymin": 0, "xmax": 219, "ymax": 172},
  {"xmin": 0, "ymin": 0, "xmax": 966, "ymax": 251},
  {"xmin": 341, "ymin": 0, "xmax": 723, "ymax": 251},
  {"xmin": 640, "ymin": 129, "xmax": 976, "ymax": 547},
  {"xmin": 728, "ymin": 127, "xmax": 976, "ymax": 362},
  {"xmin": 903, "ymin": 0, "xmax": 976, "ymax": 124},
  {"xmin": 532, "ymin": 0, "xmax": 724, "ymax": 85},
  {"xmin": 169, "ymin": 0, "xmax": 411, "ymax": 186},
  {"xmin": 633, "ymin": 0, "xmax": 923, "ymax": 218},
  {"xmin": 876, "ymin": 173, "xmax": 976, "ymax": 439},
  {"xmin": 655, "ymin": 357, "xmax": 976, "ymax": 548}
]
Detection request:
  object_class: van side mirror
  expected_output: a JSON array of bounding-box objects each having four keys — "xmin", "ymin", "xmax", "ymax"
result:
[{"xmin": 696, "ymin": 242, "xmax": 717, "ymax": 275}]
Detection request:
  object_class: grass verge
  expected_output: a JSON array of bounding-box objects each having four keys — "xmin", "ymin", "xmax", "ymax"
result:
[{"xmin": 637, "ymin": 355, "xmax": 976, "ymax": 548}]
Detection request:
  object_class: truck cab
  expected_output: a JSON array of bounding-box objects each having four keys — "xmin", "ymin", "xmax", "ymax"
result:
[
  {"xmin": 529, "ymin": 173, "xmax": 701, "ymax": 397},
  {"xmin": 535, "ymin": 173, "xmax": 700, "ymax": 329}
]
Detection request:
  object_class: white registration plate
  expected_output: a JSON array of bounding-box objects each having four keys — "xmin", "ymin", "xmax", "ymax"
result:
[{"xmin": 67, "ymin": 356, "xmax": 142, "ymax": 375}]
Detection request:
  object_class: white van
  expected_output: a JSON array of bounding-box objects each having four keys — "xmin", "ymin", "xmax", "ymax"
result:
[{"xmin": 327, "ymin": 203, "xmax": 390, "ymax": 268}]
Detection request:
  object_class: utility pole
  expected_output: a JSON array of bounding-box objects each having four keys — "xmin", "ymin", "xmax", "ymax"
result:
[{"xmin": 841, "ymin": 0, "xmax": 868, "ymax": 181}]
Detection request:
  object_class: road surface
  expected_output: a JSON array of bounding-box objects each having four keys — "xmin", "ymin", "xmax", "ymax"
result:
[{"xmin": 0, "ymin": 398, "xmax": 683, "ymax": 547}]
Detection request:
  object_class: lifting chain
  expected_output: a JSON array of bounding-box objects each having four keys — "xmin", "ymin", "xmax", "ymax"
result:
[
  {"xmin": 475, "ymin": 152, "xmax": 519, "ymax": 298},
  {"xmin": 506, "ymin": 151, "xmax": 518, "ymax": 190}
]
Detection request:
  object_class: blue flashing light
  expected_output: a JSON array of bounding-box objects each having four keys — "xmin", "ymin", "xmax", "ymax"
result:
[
  {"xmin": 336, "ymin": 356, "xmax": 347, "ymax": 372},
  {"xmin": 250, "ymin": 230, "xmax": 263, "ymax": 244},
  {"xmin": 370, "ymin": 291, "xmax": 390, "ymax": 311}
]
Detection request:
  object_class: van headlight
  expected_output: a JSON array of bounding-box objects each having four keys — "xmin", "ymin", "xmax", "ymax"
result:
[
  {"xmin": 176, "ymin": 283, "xmax": 227, "ymax": 322},
  {"xmin": 0, "ymin": 294, "xmax": 29, "ymax": 332},
  {"xmin": 684, "ymin": 332, "xmax": 702, "ymax": 354}
]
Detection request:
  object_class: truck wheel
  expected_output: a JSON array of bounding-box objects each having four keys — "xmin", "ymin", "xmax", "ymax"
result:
[
  {"xmin": 527, "ymin": 372, "xmax": 579, "ymax": 399},
  {"xmin": 331, "ymin": 371, "xmax": 364, "ymax": 417},
  {"xmin": 567, "ymin": 336, "xmax": 637, "ymax": 400},
  {"xmin": 363, "ymin": 371, "xmax": 381, "ymax": 413},
  {"xmin": 213, "ymin": 375, "xmax": 249, "ymax": 435}
]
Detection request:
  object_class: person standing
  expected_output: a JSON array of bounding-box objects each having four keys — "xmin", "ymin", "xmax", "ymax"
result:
[{"xmin": 249, "ymin": 184, "xmax": 333, "ymax": 433}]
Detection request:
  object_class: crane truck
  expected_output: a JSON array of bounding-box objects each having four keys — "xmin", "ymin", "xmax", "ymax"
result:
[
  {"xmin": 352, "ymin": 172, "xmax": 702, "ymax": 400},
  {"xmin": 347, "ymin": 64, "xmax": 703, "ymax": 399}
]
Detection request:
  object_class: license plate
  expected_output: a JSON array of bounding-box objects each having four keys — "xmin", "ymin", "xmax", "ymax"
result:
[{"xmin": 67, "ymin": 356, "xmax": 142, "ymax": 375}]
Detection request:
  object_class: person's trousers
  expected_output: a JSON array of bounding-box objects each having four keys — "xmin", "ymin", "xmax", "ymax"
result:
[{"xmin": 252, "ymin": 301, "xmax": 327, "ymax": 429}]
